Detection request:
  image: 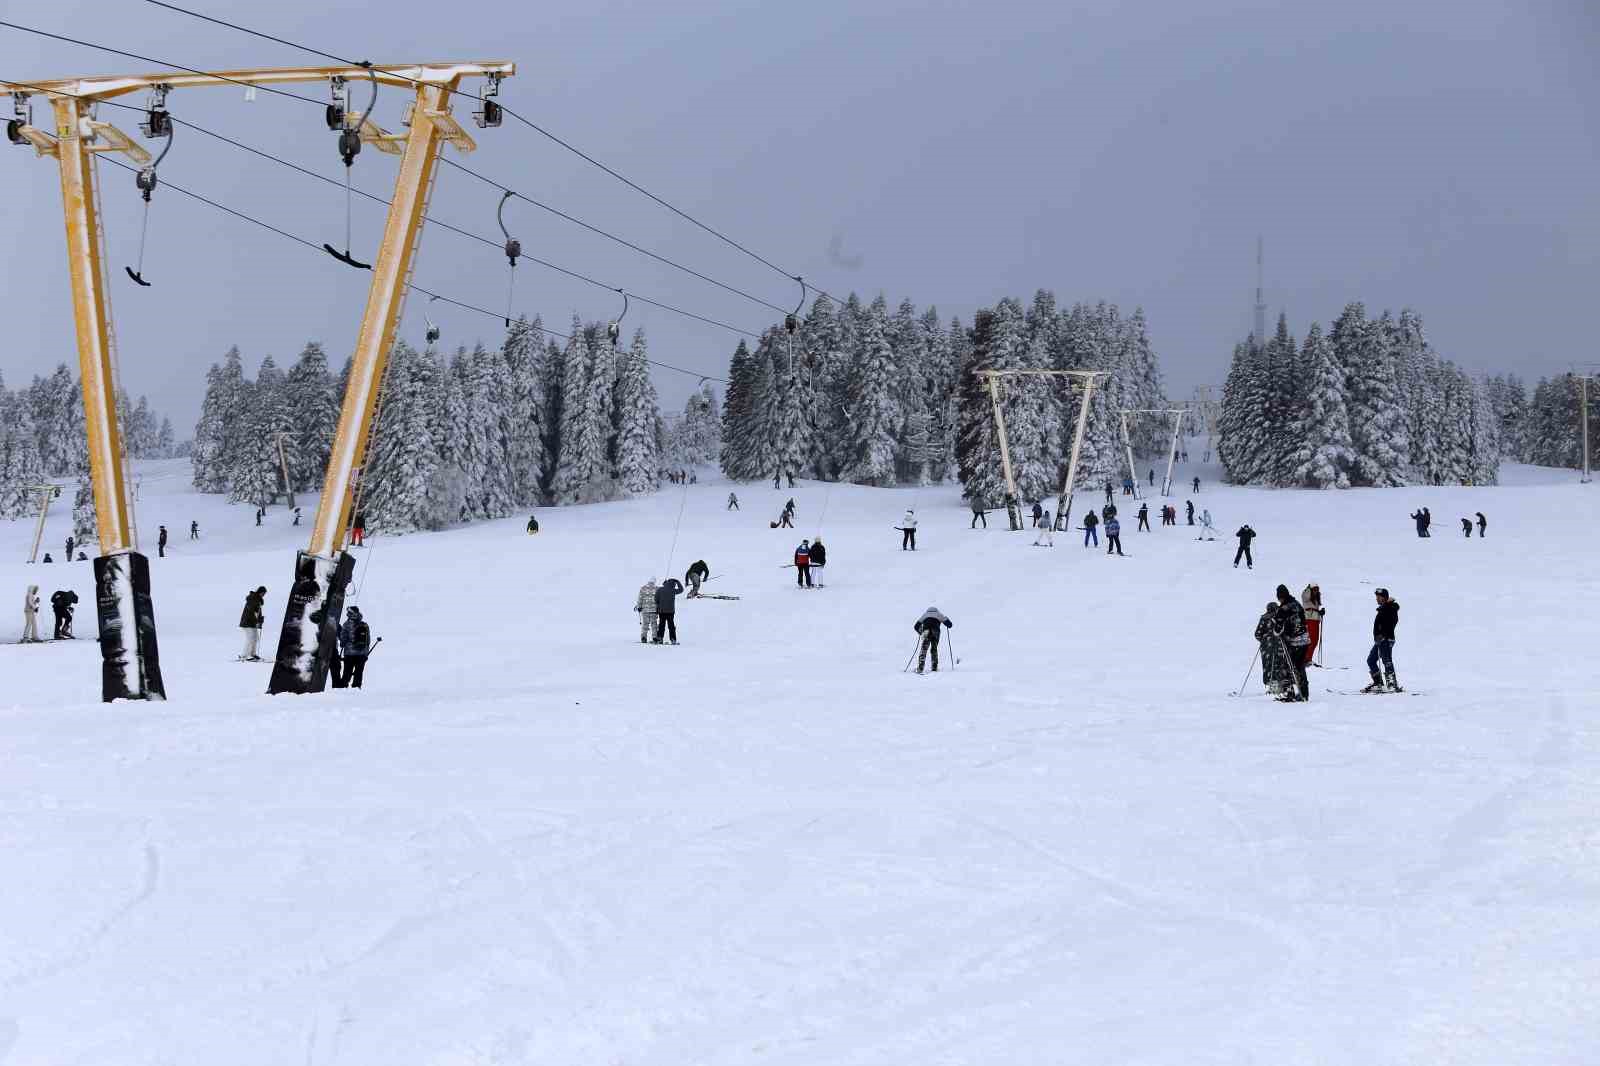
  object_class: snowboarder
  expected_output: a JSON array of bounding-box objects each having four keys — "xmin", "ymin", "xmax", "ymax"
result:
[
  {"xmin": 1192, "ymin": 476, "xmax": 1201, "ymax": 493},
  {"xmin": 1255, "ymin": 602, "xmax": 1291, "ymax": 698},
  {"xmin": 1300, "ymin": 583, "xmax": 1324, "ymax": 666},
  {"xmin": 526, "ymin": 515, "xmax": 539, "ymax": 534},
  {"xmin": 899, "ymin": 510, "xmax": 918, "ymax": 551},
  {"xmin": 1274, "ymin": 584, "xmax": 1310, "ymax": 701},
  {"xmin": 1105, "ymin": 515, "xmax": 1124, "ymax": 556},
  {"xmin": 1137, "ymin": 503, "xmax": 1150, "ymax": 531},
  {"xmin": 50, "ymin": 589, "xmax": 77, "ymax": 639},
  {"xmin": 1476, "ymin": 511, "xmax": 1487, "ymax": 537},
  {"xmin": 1409, "ymin": 509, "xmax": 1427, "ymax": 538},
  {"xmin": 685, "ymin": 559, "xmax": 710, "ymax": 598},
  {"xmin": 1198, "ymin": 508, "xmax": 1216, "ymax": 541},
  {"xmin": 1082, "ymin": 509, "xmax": 1099, "ymax": 547},
  {"xmin": 337, "ymin": 606, "xmax": 372, "ymax": 688},
  {"xmin": 970, "ymin": 501, "xmax": 988, "ymax": 529},
  {"xmin": 351, "ymin": 511, "xmax": 366, "ymax": 546},
  {"xmin": 1461, "ymin": 516, "xmax": 1472, "ymax": 537},
  {"xmin": 1185, "ymin": 499, "xmax": 1194, "ymax": 526},
  {"xmin": 21, "ymin": 584, "xmax": 41, "ymax": 643},
  {"xmin": 157, "ymin": 525, "xmax": 168, "ymax": 557},
  {"xmin": 794, "ymin": 540, "xmax": 813, "ymax": 587},
  {"xmin": 189, "ymin": 520, "xmax": 199, "ymax": 540},
  {"xmin": 653, "ymin": 577, "xmax": 683, "ymax": 643},
  {"xmin": 809, "ymin": 538, "xmax": 828, "ymax": 584},
  {"xmin": 239, "ymin": 586, "xmax": 266, "ymax": 661},
  {"xmin": 1233, "ymin": 524, "xmax": 1256, "ymax": 569},
  {"xmin": 64, "ymin": 536, "xmax": 74, "ymax": 562},
  {"xmin": 635, "ymin": 578, "xmax": 658, "ymax": 644},
  {"xmin": 912, "ymin": 606, "xmax": 953, "ymax": 674},
  {"xmin": 1033, "ymin": 510, "xmax": 1054, "ymax": 546},
  {"xmin": 1362, "ymin": 588, "xmax": 1401, "ymax": 692},
  {"xmin": 727, "ymin": 492, "xmax": 740, "ymax": 511},
  {"xmin": 1031, "ymin": 501, "xmax": 1043, "ymax": 528}
]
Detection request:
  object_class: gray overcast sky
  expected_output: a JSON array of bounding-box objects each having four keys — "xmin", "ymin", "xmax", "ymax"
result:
[{"xmin": 3, "ymin": 0, "xmax": 1596, "ymax": 432}]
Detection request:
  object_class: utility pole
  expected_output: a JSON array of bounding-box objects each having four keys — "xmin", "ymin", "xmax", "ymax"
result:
[
  {"xmin": 27, "ymin": 484, "xmax": 61, "ymax": 564},
  {"xmin": 273, "ymin": 432, "xmax": 295, "ymax": 510},
  {"xmin": 1575, "ymin": 371, "xmax": 1595, "ymax": 483}
]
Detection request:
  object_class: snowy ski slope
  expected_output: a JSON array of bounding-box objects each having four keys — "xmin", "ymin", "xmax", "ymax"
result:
[{"xmin": 1, "ymin": 456, "xmax": 1597, "ymax": 1065}]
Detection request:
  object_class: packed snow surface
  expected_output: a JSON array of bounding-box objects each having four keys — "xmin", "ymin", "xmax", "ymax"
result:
[{"xmin": 2, "ymin": 458, "xmax": 1597, "ymax": 1065}]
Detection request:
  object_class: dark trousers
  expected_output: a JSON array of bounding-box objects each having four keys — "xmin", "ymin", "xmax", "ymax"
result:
[
  {"xmin": 916, "ymin": 631, "xmax": 940, "ymax": 672},
  {"xmin": 1234, "ymin": 544, "xmax": 1253, "ymax": 567},
  {"xmin": 53, "ymin": 611, "xmax": 68, "ymax": 639},
  {"xmin": 654, "ymin": 613, "xmax": 678, "ymax": 642},
  {"xmin": 1366, "ymin": 639, "xmax": 1395, "ymax": 677},
  {"xmin": 1286, "ymin": 642, "xmax": 1309, "ymax": 699},
  {"xmin": 1138, "ymin": 515, "xmax": 1150, "ymax": 530},
  {"xmin": 728, "ymin": 501, "xmax": 739, "ymax": 510},
  {"xmin": 901, "ymin": 528, "xmax": 916, "ymax": 550},
  {"xmin": 342, "ymin": 654, "xmax": 366, "ymax": 689},
  {"xmin": 190, "ymin": 529, "xmax": 198, "ymax": 539},
  {"xmin": 1106, "ymin": 534, "xmax": 1123, "ymax": 555},
  {"xmin": 780, "ymin": 514, "xmax": 793, "ymax": 528},
  {"xmin": 1083, "ymin": 527, "xmax": 1098, "ymax": 546},
  {"xmin": 1187, "ymin": 512, "xmax": 1194, "ymax": 526},
  {"xmin": 796, "ymin": 563, "xmax": 812, "ymax": 587},
  {"xmin": 971, "ymin": 511, "xmax": 986, "ymax": 528},
  {"xmin": 158, "ymin": 543, "xmax": 165, "ymax": 557}
]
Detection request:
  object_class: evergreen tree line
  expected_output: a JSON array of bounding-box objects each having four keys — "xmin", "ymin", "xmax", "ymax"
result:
[
  {"xmin": 189, "ymin": 315, "xmax": 666, "ymax": 534},
  {"xmin": 718, "ymin": 290, "xmax": 1168, "ymax": 504},
  {"xmin": 1481, "ymin": 372, "xmax": 1600, "ymax": 471},
  {"xmin": 0, "ymin": 364, "xmax": 178, "ymax": 520},
  {"xmin": 1218, "ymin": 304, "xmax": 1500, "ymax": 489}
]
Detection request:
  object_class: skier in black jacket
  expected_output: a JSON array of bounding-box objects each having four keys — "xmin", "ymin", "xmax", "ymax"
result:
[
  {"xmin": 1233, "ymin": 525, "xmax": 1256, "ymax": 569},
  {"xmin": 912, "ymin": 607, "xmax": 953, "ymax": 674},
  {"xmin": 158, "ymin": 525, "xmax": 168, "ymax": 557},
  {"xmin": 685, "ymin": 560, "xmax": 710, "ymax": 598},
  {"xmin": 1274, "ymin": 584, "xmax": 1310, "ymax": 701},
  {"xmin": 653, "ymin": 578, "xmax": 684, "ymax": 644},
  {"xmin": 808, "ymin": 539, "xmax": 827, "ymax": 585},
  {"xmin": 50, "ymin": 589, "xmax": 78, "ymax": 639},
  {"xmin": 1475, "ymin": 512, "xmax": 1487, "ymax": 537},
  {"xmin": 1362, "ymin": 588, "xmax": 1402, "ymax": 692},
  {"xmin": 239, "ymin": 586, "xmax": 266, "ymax": 660}
]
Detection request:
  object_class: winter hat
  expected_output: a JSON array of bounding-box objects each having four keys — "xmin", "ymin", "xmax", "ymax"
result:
[
  {"xmin": 1265, "ymin": 602, "xmax": 1277, "ymax": 612},
  {"xmin": 256, "ymin": 586, "xmax": 267, "ymax": 595},
  {"xmin": 1275, "ymin": 584, "xmax": 1291, "ymax": 600},
  {"xmin": 1374, "ymin": 588, "xmax": 1389, "ymax": 598}
]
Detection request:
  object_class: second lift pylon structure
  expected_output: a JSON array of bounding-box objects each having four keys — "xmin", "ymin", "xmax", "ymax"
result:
[{"xmin": 975, "ymin": 369, "xmax": 1110, "ymax": 533}]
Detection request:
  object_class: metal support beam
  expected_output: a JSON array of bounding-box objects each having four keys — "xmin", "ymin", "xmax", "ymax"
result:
[
  {"xmin": 1054, "ymin": 372, "xmax": 1109, "ymax": 532},
  {"xmin": 274, "ymin": 432, "xmax": 295, "ymax": 509},
  {"xmin": 982, "ymin": 374, "xmax": 1021, "ymax": 527},
  {"xmin": 1161, "ymin": 408, "xmax": 1186, "ymax": 496},
  {"xmin": 1117, "ymin": 410, "xmax": 1140, "ymax": 500},
  {"xmin": 27, "ymin": 484, "xmax": 60, "ymax": 563}
]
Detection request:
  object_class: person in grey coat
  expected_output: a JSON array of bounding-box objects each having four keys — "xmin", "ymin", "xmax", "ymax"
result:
[
  {"xmin": 912, "ymin": 606, "xmax": 953, "ymax": 674},
  {"xmin": 635, "ymin": 579, "xmax": 658, "ymax": 644},
  {"xmin": 653, "ymin": 578, "xmax": 684, "ymax": 644}
]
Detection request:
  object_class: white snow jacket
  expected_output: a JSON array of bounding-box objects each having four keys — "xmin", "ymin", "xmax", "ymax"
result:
[
  {"xmin": 901, "ymin": 511, "xmax": 918, "ymax": 529},
  {"xmin": 23, "ymin": 585, "xmax": 39, "ymax": 617},
  {"xmin": 1300, "ymin": 584, "xmax": 1323, "ymax": 621}
]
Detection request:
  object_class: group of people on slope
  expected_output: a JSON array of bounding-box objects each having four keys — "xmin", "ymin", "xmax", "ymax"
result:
[
  {"xmin": 237, "ymin": 587, "xmax": 373, "ymax": 687},
  {"xmin": 18, "ymin": 586, "xmax": 77, "ymax": 642},
  {"xmin": 1077, "ymin": 504, "xmax": 1125, "ymax": 555},
  {"xmin": 793, "ymin": 538, "xmax": 828, "ymax": 586},
  {"xmin": 1254, "ymin": 583, "xmax": 1402, "ymax": 700},
  {"xmin": 1412, "ymin": 508, "xmax": 1487, "ymax": 538}
]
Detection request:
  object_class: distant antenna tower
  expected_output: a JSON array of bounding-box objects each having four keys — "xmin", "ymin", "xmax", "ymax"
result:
[{"xmin": 1253, "ymin": 235, "xmax": 1267, "ymax": 348}]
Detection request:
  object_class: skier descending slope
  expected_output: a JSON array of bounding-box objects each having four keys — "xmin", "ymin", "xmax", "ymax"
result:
[
  {"xmin": 1362, "ymin": 588, "xmax": 1402, "ymax": 693},
  {"xmin": 684, "ymin": 560, "xmax": 710, "ymax": 598},
  {"xmin": 911, "ymin": 606, "xmax": 953, "ymax": 675},
  {"xmin": 634, "ymin": 578, "xmax": 658, "ymax": 644}
]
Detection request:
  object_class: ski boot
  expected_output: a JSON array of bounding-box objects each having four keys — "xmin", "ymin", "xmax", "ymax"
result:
[
  {"xmin": 1385, "ymin": 671, "xmax": 1402, "ymax": 693},
  {"xmin": 1360, "ymin": 672, "xmax": 1385, "ymax": 694}
]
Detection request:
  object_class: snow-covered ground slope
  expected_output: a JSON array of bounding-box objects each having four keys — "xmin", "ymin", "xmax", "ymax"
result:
[{"xmin": 2, "ymin": 456, "xmax": 1597, "ymax": 1065}]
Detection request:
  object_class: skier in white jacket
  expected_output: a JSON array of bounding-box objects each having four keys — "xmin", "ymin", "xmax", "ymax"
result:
[
  {"xmin": 899, "ymin": 510, "xmax": 918, "ymax": 551},
  {"xmin": 21, "ymin": 584, "xmax": 41, "ymax": 643}
]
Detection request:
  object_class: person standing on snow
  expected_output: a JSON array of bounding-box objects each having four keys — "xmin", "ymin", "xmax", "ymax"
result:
[
  {"xmin": 1033, "ymin": 510, "xmax": 1055, "ymax": 546},
  {"xmin": 653, "ymin": 577, "xmax": 684, "ymax": 644},
  {"xmin": 21, "ymin": 585, "xmax": 41, "ymax": 643},
  {"xmin": 1410, "ymin": 509, "xmax": 1427, "ymax": 538},
  {"xmin": 1103, "ymin": 480, "xmax": 1114, "ymax": 504},
  {"xmin": 1300, "ymin": 583, "xmax": 1324, "ymax": 666},
  {"xmin": 911, "ymin": 606, "xmax": 953, "ymax": 674},
  {"xmin": 635, "ymin": 578, "xmax": 658, "ymax": 644},
  {"xmin": 1254, "ymin": 601, "xmax": 1291, "ymax": 699},
  {"xmin": 1137, "ymin": 503, "xmax": 1150, "ymax": 531},
  {"xmin": 1148, "ymin": 468, "xmax": 1155, "ymax": 486},
  {"xmin": 158, "ymin": 525, "xmax": 168, "ymax": 558},
  {"xmin": 1198, "ymin": 508, "xmax": 1217, "ymax": 540},
  {"xmin": 1082, "ymin": 509, "xmax": 1100, "ymax": 547},
  {"xmin": 1362, "ymin": 588, "xmax": 1402, "ymax": 693},
  {"xmin": 808, "ymin": 538, "xmax": 828, "ymax": 585},
  {"xmin": 970, "ymin": 501, "xmax": 988, "ymax": 529},
  {"xmin": 794, "ymin": 540, "xmax": 813, "ymax": 587},
  {"xmin": 337, "ymin": 606, "xmax": 373, "ymax": 688},
  {"xmin": 65, "ymin": 536, "xmax": 74, "ymax": 562},
  {"xmin": 239, "ymin": 586, "xmax": 266, "ymax": 661},
  {"xmin": 351, "ymin": 511, "xmax": 367, "ymax": 546},
  {"xmin": 727, "ymin": 492, "xmax": 740, "ymax": 511},
  {"xmin": 1031, "ymin": 501, "xmax": 1043, "ymax": 528},
  {"xmin": 1185, "ymin": 499, "xmax": 1195, "ymax": 526},
  {"xmin": 1105, "ymin": 515, "xmax": 1125, "ymax": 556},
  {"xmin": 1476, "ymin": 511, "xmax": 1487, "ymax": 537},
  {"xmin": 899, "ymin": 510, "xmax": 918, "ymax": 551},
  {"xmin": 1274, "ymin": 584, "xmax": 1310, "ymax": 701},
  {"xmin": 684, "ymin": 559, "xmax": 710, "ymax": 598},
  {"xmin": 1233, "ymin": 524, "xmax": 1256, "ymax": 569},
  {"xmin": 189, "ymin": 520, "xmax": 200, "ymax": 540},
  {"xmin": 526, "ymin": 515, "xmax": 540, "ymax": 534},
  {"xmin": 1192, "ymin": 476, "xmax": 1201, "ymax": 493},
  {"xmin": 1460, "ymin": 516, "xmax": 1472, "ymax": 537}
]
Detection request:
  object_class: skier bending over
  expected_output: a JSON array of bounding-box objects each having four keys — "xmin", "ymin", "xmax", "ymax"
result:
[
  {"xmin": 1033, "ymin": 510, "xmax": 1054, "ymax": 546},
  {"xmin": 809, "ymin": 538, "xmax": 828, "ymax": 585},
  {"xmin": 912, "ymin": 606, "xmax": 953, "ymax": 674},
  {"xmin": 1105, "ymin": 516, "xmax": 1124, "ymax": 556},
  {"xmin": 899, "ymin": 510, "xmax": 918, "ymax": 551},
  {"xmin": 654, "ymin": 578, "xmax": 684, "ymax": 644},
  {"xmin": 685, "ymin": 559, "xmax": 710, "ymax": 598},
  {"xmin": 794, "ymin": 540, "xmax": 813, "ymax": 587},
  {"xmin": 239, "ymin": 586, "xmax": 266, "ymax": 661},
  {"xmin": 1082, "ymin": 510, "xmax": 1099, "ymax": 547},
  {"xmin": 1362, "ymin": 588, "xmax": 1402, "ymax": 693},
  {"xmin": 1476, "ymin": 511, "xmax": 1487, "ymax": 537},
  {"xmin": 778, "ymin": 508, "xmax": 794, "ymax": 529},
  {"xmin": 1461, "ymin": 517, "xmax": 1472, "ymax": 537},
  {"xmin": 527, "ymin": 515, "xmax": 540, "ymax": 534},
  {"xmin": 21, "ymin": 584, "xmax": 41, "ymax": 643},
  {"xmin": 1233, "ymin": 524, "xmax": 1256, "ymax": 568},
  {"xmin": 50, "ymin": 589, "xmax": 78, "ymax": 639},
  {"xmin": 635, "ymin": 578, "xmax": 658, "ymax": 644},
  {"xmin": 1274, "ymin": 584, "xmax": 1310, "ymax": 701}
]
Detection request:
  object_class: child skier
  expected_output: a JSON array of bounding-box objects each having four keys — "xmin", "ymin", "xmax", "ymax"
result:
[{"xmin": 912, "ymin": 606, "xmax": 953, "ymax": 674}]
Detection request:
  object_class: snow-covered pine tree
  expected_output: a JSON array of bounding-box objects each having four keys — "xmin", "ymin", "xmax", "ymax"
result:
[
  {"xmin": 955, "ymin": 308, "xmax": 1007, "ymax": 506},
  {"xmin": 71, "ymin": 475, "xmax": 95, "ymax": 544},
  {"xmin": 763, "ymin": 324, "xmax": 810, "ymax": 486},
  {"xmin": 801, "ymin": 295, "xmax": 849, "ymax": 480},
  {"xmin": 155, "ymin": 416, "xmax": 175, "ymax": 459},
  {"xmin": 1466, "ymin": 376, "xmax": 1501, "ymax": 485},
  {"xmin": 191, "ymin": 347, "xmax": 246, "ymax": 492},
  {"xmin": 1002, "ymin": 295, "xmax": 1057, "ymax": 501},
  {"xmin": 227, "ymin": 355, "xmax": 291, "ymax": 507},
  {"xmin": 679, "ymin": 383, "xmax": 721, "ymax": 465},
  {"xmin": 1217, "ymin": 338, "xmax": 1260, "ymax": 482},
  {"xmin": 0, "ymin": 385, "xmax": 47, "ymax": 518},
  {"xmin": 31, "ymin": 365, "xmax": 83, "ymax": 477},
  {"xmin": 889, "ymin": 297, "xmax": 928, "ymax": 484},
  {"xmin": 841, "ymin": 295, "xmax": 900, "ymax": 486},
  {"xmin": 361, "ymin": 340, "xmax": 440, "ymax": 533},
  {"xmin": 1335, "ymin": 304, "xmax": 1410, "ymax": 487},
  {"xmin": 468, "ymin": 342, "xmax": 518, "ymax": 517},
  {"xmin": 613, "ymin": 327, "xmax": 661, "ymax": 495},
  {"xmin": 1260, "ymin": 313, "xmax": 1301, "ymax": 486},
  {"xmin": 921, "ymin": 308, "xmax": 956, "ymax": 483},
  {"xmin": 551, "ymin": 320, "xmax": 595, "ymax": 503},
  {"xmin": 500, "ymin": 315, "xmax": 549, "ymax": 506},
  {"xmin": 285, "ymin": 342, "xmax": 340, "ymax": 492},
  {"xmin": 1120, "ymin": 307, "xmax": 1168, "ymax": 459},
  {"xmin": 719, "ymin": 339, "xmax": 758, "ymax": 480},
  {"xmin": 1288, "ymin": 322, "xmax": 1355, "ymax": 488},
  {"xmin": 534, "ymin": 334, "xmax": 565, "ymax": 498}
]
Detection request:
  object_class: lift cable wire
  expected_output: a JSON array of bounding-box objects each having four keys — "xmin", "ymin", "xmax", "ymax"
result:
[
  {"xmin": 93, "ymin": 152, "xmax": 726, "ymax": 382},
  {"xmin": 137, "ymin": 0, "xmax": 845, "ymax": 304}
]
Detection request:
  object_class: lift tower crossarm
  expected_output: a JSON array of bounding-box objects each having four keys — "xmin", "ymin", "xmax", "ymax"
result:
[{"xmin": 1, "ymin": 61, "xmax": 514, "ymax": 102}]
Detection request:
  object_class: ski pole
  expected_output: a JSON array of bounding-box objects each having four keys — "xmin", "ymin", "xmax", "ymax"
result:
[
  {"xmin": 946, "ymin": 630, "xmax": 959, "ymax": 669},
  {"xmin": 903, "ymin": 638, "xmax": 921, "ymax": 673},
  {"xmin": 1232, "ymin": 646, "xmax": 1259, "ymax": 697}
]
